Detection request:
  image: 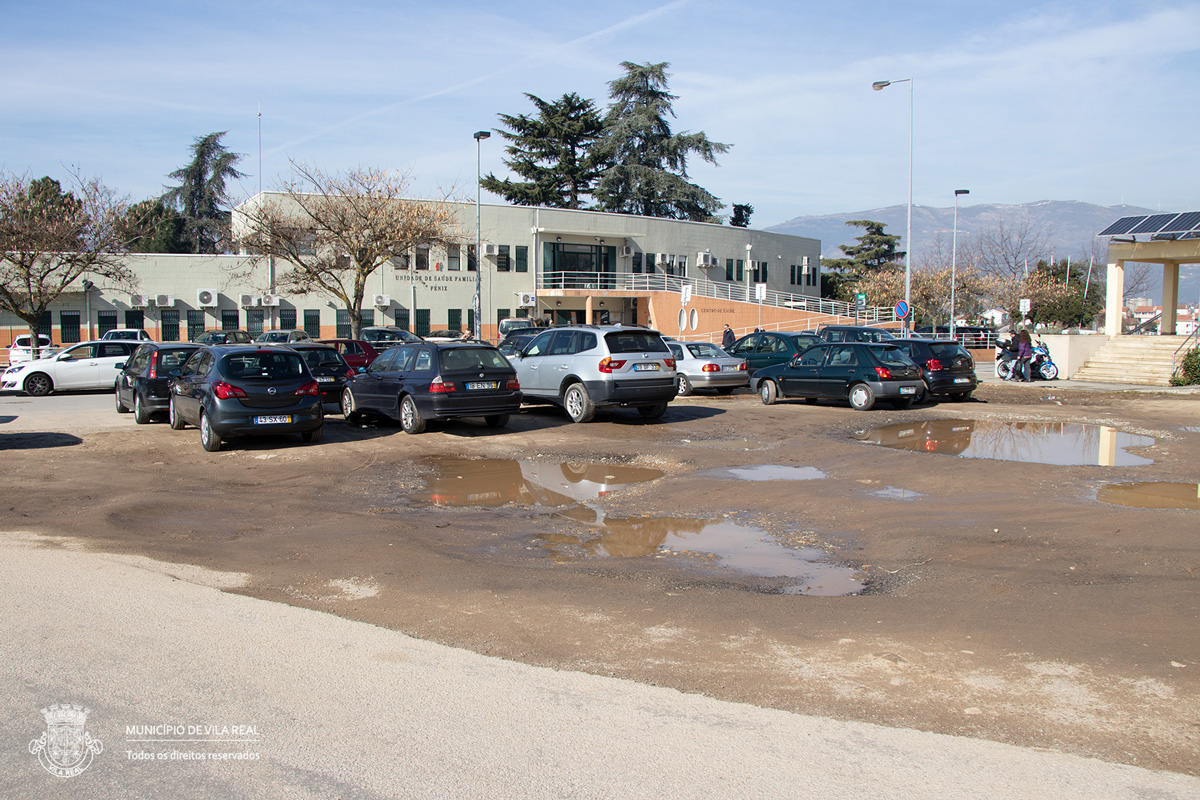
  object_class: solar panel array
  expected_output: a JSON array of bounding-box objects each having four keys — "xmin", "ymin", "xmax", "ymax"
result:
[{"xmin": 1099, "ymin": 211, "xmax": 1200, "ymax": 238}]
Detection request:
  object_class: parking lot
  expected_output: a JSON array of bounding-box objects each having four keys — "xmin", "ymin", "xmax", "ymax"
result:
[{"xmin": 2, "ymin": 380, "xmax": 1199, "ymax": 776}]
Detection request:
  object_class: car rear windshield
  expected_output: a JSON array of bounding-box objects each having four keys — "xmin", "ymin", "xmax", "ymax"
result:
[
  {"xmin": 873, "ymin": 346, "xmax": 914, "ymax": 367},
  {"xmin": 300, "ymin": 349, "xmax": 345, "ymax": 369},
  {"xmin": 927, "ymin": 343, "xmax": 971, "ymax": 360},
  {"xmin": 439, "ymin": 347, "xmax": 510, "ymax": 371},
  {"xmin": 604, "ymin": 332, "xmax": 669, "ymax": 354},
  {"xmin": 685, "ymin": 342, "xmax": 726, "ymax": 358},
  {"xmin": 220, "ymin": 352, "xmax": 307, "ymax": 380}
]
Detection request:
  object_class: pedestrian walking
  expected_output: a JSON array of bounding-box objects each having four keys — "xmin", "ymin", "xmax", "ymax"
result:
[{"xmin": 721, "ymin": 324, "xmax": 735, "ymax": 350}]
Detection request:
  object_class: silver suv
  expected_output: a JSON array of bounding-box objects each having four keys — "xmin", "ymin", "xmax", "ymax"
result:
[{"xmin": 510, "ymin": 325, "xmax": 677, "ymax": 422}]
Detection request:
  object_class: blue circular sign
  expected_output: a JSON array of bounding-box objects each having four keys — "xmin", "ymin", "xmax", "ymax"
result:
[{"xmin": 894, "ymin": 300, "xmax": 910, "ymax": 319}]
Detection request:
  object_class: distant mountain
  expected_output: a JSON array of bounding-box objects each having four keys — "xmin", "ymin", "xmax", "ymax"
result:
[{"xmin": 768, "ymin": 201, "xmax": 1198, "ymax": 305}]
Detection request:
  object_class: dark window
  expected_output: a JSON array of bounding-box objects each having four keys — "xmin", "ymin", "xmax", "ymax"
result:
[
  {"xmin": 726, "ymin": 259, "xmax": 734, "ymax": 282},
  {"xmin": 523, "ymin": 331, "xmax": 554, "ymax": 357},
  {"xmin": 467, "ymin": 245, "xmax": 477, "ymax": 272},
  {"xmin": 160, "ymin": 309, "xmax": 180, "ymax": 341},
  {"xmin": 466, "ymin": 308, "xmax": 474, "ymax": 335},
  {"xmin": 39, "ymin": 310, "xmax": 53, "ymax": 337},
  {"xmin": 645, "ymin": 253, "xmax": 655, "ymax": 274},
  {"xmin": 395, "ymin": 308, "xmax": 410, "ymax": 332},
  {"xmin": 336, "ymin": 310, "xmax": 351, "ymax": 339},
  {"xmin": 415, "ymin": 247, "xmax": 429, "ymax": 270},
  {"xmin": 515, "ymin": 245, "xmax": 528, "ymax": 273},
  {"xmin": 279, "ymin": 308, "xmax": 296, "ymax": 330},
  {"xmin": 632, "ymin": 252, "xmax": 643, "ymax": 274},
  {"xmin": 447, "ymin": 244, "xmax": 461, "ymax": 271},
  {"xmin": 827, "ymin": 345, "xmax": 858, "ymax": 367},
  {"xmin": 604, "ymin": 331, "xmax": 669, "ymax": 354},
  {"xmin": 187, "ymin": 310, "xmax": 205, "ymax": 341},
  {"xmin": 98, "ymin": 311, "xmax": 117, "ymax": 336},
  {"xmin": 447, "ymin": 308, "xmax": 462, "ymax": 333},
  {"xmin": 736, "ymin": 260, "xmax": 744, "ymax": 282},
  {"xmin": 415, "ymin": 309, "xmax": 430, "ymax": 337},
  {"xmin": 303, "ymin": 309, "xmax": 321, "ymax": 338},
  {"xmin": 799, "ymin": 346, "xmax": 826, "ymax": 366},
  {"xmin": 220, "ymin": 310, "xmax": 239, "ymax": 330},
  {"xmin": 60, "ymin": 311, "xmax": 81, "ymax": 343},
  {"xmin": 125, "ymin": 310, "xmax": 144, "ymax": 330},
  {"xmin": 497, "ymin": 245, "xmax": 510, "ymax": 272},
  {"xmin": 246, "ymin": 309, "xmax": 264, "ymax": 336},
  {"xmin": 360, "ymin": 309, "xmax": 374, "ymax": 328},
  {"xmin": 367, "ymin": 348, "xmax": 399, "ymax": 373},
  {"xmin": 496, "ymin": 309, "xmax": 510, "ymax": 328}
]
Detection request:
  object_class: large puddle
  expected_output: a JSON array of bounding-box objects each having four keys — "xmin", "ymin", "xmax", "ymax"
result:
[
  {"xmin": 420, "ymin": 458, "xmax": 665, "ymax": 507},
  {"xmin": 1095, "ymin": 482, "xmax": 1200, "ymax": 510},
  {"xmin": 851, "ymin": 419, "xmax": 1155, "ymax": 466}
]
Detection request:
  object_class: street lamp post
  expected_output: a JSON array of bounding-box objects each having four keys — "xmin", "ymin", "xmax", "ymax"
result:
[
  {"xmin": 951, "ymin": 189, "xmax": 969, "ymax": 340},
  {"xmin": 473, "ymin": 130, "xmax": 490, "ymax": 339},
  {"xmin": 872, "ymin": 78, "xmax": 913, "ymax": 332}
]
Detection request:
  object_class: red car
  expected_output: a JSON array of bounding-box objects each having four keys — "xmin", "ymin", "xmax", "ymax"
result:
[{"xmin": 317, "ymin": 339, "xmax": 380, "ymax": 369}]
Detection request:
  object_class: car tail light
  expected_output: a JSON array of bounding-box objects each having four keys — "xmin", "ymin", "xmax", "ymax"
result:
[
  {"xmin": 295, "ymin": 380, "xmax": 320, "ymax": 396},
  {"xmin": 663, "ymin": 358, "xmax": 675, "ymax": 369},
  {"xmin": 598, "ymin": 357, "xmax": 627, "ymax": 373},
  {"xmin": 874, "ymin": 366, "xmax": 893, "ymax": 379},
  {"xmin": 506, "ymin": 378, "xmax": 520, "ymax": 390},
  {"xmin": 701, "ymin": 363, "xmax": 720, "ymax": 372},
  {"xmin": 148, "ymin": 350, "xmax": 159, "ymax": 379},
  {"xmin": 925, "ymin": 358, "xmax": 945, "ymax": 371},
  {"xmin": 737, "ymin": 362, "xmax": 747, "ymax": 371},
  {"xmin": 429, "ymin": 376, "xmax": 455, "ymax": 393},
  {"xmin": 212, "ymin": 381, "xmax": 247, "ymax": 399},
  {"xmin": 345, "ymin": 368, "xmax": 355, "ymax": 380}
]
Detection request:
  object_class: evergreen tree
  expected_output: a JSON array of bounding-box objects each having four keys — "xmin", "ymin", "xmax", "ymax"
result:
[
  {"xmin": 481, "ymin": 92, "xmax": 606, "ymax": 209},
  {"xmin": 730, "ymin": 203, "xmax": 753, "ymax": 228},
  {"xmin": 594, "ymin": 61, "xmax": 730, "ymax": 222},
  {"xmin": 161, "ymin": 131, "xmax": 247, "ymax": 254},
  {"xmin": 123, "ymin": 199, "xmax": 189, "ymax": 254},
  {"xmin": 819, "ymin": 220, "xmax": 905, "ymax": 301}
]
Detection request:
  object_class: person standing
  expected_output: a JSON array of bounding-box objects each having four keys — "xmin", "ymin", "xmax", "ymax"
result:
[
  {"xmin": 722, "ymin": 323, "xmax": 735, "ymax": 350},
  {"xmin": 1017, "ymin": 329, "xmax": 1033, "ymax": 382}
]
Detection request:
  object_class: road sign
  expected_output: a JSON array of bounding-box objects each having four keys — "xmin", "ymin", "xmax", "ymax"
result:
[
  {"xmin": 754, "ymin": 283, "xmax": 767, "ymax": 301},
  {"xmin": 855, "ymin": 293, "xmax": 866, "ymax": 310},
  {"xmin": 681, "ymin": 285, "xmax": 692, "ymax": 306},
  {"xmin": 894, "ymin": 300, "xmax": 909, "ymax": 319},
  {"xmin": 1019, "ymin": 298, "xmax": 1031, "ymax": 314}
]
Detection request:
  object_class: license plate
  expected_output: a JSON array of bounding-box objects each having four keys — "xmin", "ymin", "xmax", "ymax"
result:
[
  {"xmin": 253, "ymin": 415, "xmax": 292, "ymax": 425},
  {"xmin": 954, "ymin": 377, "xmax": 971, "ymax": 384},
  {"xmin": 634, "ymin": 363, "xmax": 660, "ymax": 371},
  {"xmin": 466, "ymin": 381, "xmax": 498, "ymax": 390},
  {"xmin": 315, "ymin": 376, "xmax": 334, "ymax": 383},
  {"xmin": 899, "ymin": 386, "xmax": 916, "ymax": 395}
]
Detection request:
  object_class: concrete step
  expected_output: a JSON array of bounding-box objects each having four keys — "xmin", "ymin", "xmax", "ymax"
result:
[{"xmin": 1071, "ymin": 336, "xmax": 1192, "ymax": 385}]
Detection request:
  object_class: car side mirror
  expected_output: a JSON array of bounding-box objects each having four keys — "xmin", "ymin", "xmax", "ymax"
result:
[
  {"xmin": 789, "ymin": 355, "xmax": 803, "ymax": 367},
  {"xmin": 115, "ymin": 362, "xmax": 126, "ymax": 369},
  {"xmin": 356, "ymin": 366, "xmax": 366, "ymax": 373}
]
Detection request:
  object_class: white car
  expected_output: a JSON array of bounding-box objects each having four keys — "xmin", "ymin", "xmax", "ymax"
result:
[
  {"xmin": 7, "ymin": 334, "xmax": 59, "ymax": 365},
  {"xmin": 2, "ymin": 340, "xmax": 139, "ymax": 396},
  {"xmin": 101, "ymin": 328, "xmax": 153, "ymax": 341}
]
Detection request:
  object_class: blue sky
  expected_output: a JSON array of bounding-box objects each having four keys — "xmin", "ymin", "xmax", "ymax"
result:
[{"xmin": 2, "ymin": 0, "xmax": 1198, "ymax": 227}]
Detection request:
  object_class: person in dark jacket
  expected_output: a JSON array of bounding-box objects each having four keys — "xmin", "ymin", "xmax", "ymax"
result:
[
  {"xmin": 721, "ymin": 324, "xmax": 735, "ymax": 349},
  {"xmin": 1017, "ymin": 330, "xmax": 1033, "ymax": 381}
]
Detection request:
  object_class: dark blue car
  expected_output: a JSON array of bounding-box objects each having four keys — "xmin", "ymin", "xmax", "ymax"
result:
[
  {"xmin": 751, "ymin": 342, "xmax": 923, "ymax": 410},
  {"xmin": 340, "ymin": 342, "xmax": 522, "ymax": 434}
]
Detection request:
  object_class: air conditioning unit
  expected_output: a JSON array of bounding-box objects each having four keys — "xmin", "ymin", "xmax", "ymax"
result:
[
  {"xmin": 373, "ymin": 294, "xmax": 391, "ymax": 308},
  {"xmin": 239, "ymin": 293, "xmax": 259, "ymax": 308},
  {"xmin": 696, "ymin": 252, "xmax": 717, "ymax": 268},
  {"xmin": 197, "ymin": 288, "xmax": 218, "ymax": 307},
  {"xmin": 656, "ymin": 253, "xmax": 672, "ymax": 266},
  {"xmin": 516, "ymin": 292, "xmax": 536, "ymax": 307},
  {"xmin": 154, "ymin": 294, "xmax": 174, "ymax": 308},
  {"xmin": 130, "ymin": 294, "xmax": 149, "ymax": 308},
  {"xmin": 619, "ymin": 246, "xmax": 634, "ymax": 258},
  {"xmin": 260, "ymin": 294, "xmax": 280, "ymax": 307},
  {"xmin": 481, "ymin": 243, "xmax": 498, "ymax": 257}
]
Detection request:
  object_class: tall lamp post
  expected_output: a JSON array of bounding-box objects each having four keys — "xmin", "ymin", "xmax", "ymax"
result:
[
  {"xmin": 473, "ymin": 130, "xmax": 490, "ymax": 339},
  {"xmin": 950, "ymin": 189, "xmax": 969, "ymax": 339},
  {"xmin": 872, "ymin": 78, "xmax": 913, "ymax": 332}
]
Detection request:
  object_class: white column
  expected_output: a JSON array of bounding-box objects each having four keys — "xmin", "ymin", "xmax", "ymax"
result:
[
  {"xmin": 1104, "ymin": 260, "xmax": 1125, "ymax": 337},
  {"xmin": 1161, "ymin": 262, "xmax": 1180, "ymax": 335}
]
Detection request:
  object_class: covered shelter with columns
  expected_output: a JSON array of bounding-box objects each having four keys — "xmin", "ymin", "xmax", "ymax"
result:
[{"xmin": 1102, "ymin": 212, "xmax": 1200, "ymax": 336}]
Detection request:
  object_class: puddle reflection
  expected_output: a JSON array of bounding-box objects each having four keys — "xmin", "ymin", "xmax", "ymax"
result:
[
  {"xmin": 851, "ymin": 419, "xmax": 1155, "ymax": 466},
  {"xmin": 871, "ymin": 486, "xmax": 926, "ymax": 501},
  {"xmin": 700, "ymin": 464, "xmax": 826, "ymax": 481},
  {"xmin": 1096, "ymin": 482, "xmax": 1200, "ymax": 510},
  {"xmin": 421, "ymin": 458, "xmax": 664, "ymax": 507}
]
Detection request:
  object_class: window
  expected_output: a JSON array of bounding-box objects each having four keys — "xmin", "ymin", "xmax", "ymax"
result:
[
  {"xmin": 395, "ymin": 307, "xmax": 410, "ymax": 331},
  {"xmin": 360, "ymin": 309, "xmax": 374, "ymax": 328},
  {"xmin": 736, "ymin": 259, "xmax": 744, "ymax": 282},
  {"xmin": 447, "ymin": 244, "xmax": 461, "ymax": 271},
  {"xmin": 447, "ymin": 308, "xmax": 461, "ymax": 333},
  {"xmin": 645, "ymin": 253, "xmax": 655, "ymax": 274},
  {"xmin": 303, "ymin": 310, "xmax": 321, "ymax": 338},
  {"xmin": 160, "ymin": 310, "xmax": 180, "ymax": 342},
  {"xmin": 726, "ymin": 259, "xmax": 734, "ymax": 282},
  {"xmin": 221, "ymin": 310, "xmax": 239, "ymax": 331},
  {"xmin": 412, "ymin": 348, "xmax": 433, "ymax": 371},
  {"xmin": 496, "ymin": 308, "xmax": 510, "ymax": 327},
  {"xmin": 60, "ymin": 311, "xmax": 81, "ymax": 344},
  {"xmin": 336, "ymin": 309, "xmax": 351, "ymax": 339},
  {"xmin": 98, "ymin": 311, "xmax": 117, "ymax": 336},
  {"xmin": 467, "ymin": 245, "xmax": 477, "ymax": 272},
  {"xmin": 38, "ymin": 310, "xmax": 53, "ymax": 337},
  {"xmin": 515, "ymin": 245, "xmax": 528, "ymax": 273},
  {"xmin": 392, "ymin": 254, "xmax": 410, "ymax": 270},
  {"xmin": 761, "ymin": 261, "xmax": 769, "ymax": 283},
  {"xmin": 497, "ymin": 245, "xmax": 510, "ymax": 272},
  {"xmin": 187, "ymin": 310, "xmax": 206, "ymax": 341},
  {"xmin": 247, "ymin": 309, "xmax": 264, "ymax": 336},
  {"xmin": 279, "ymin": 308, "xmax": 296, "ymax": 330},
  {"xmin": 415, "ymin": 309, "xmax": 430, "ymax": 337},
  {"xmin": 632, "ymin": 252, "xmax": 643, "ymax": 274},
  {"xmin": 790, "ymin": 265, "xmax": 797, "ymax": 285},
  {"xmin": 416, "ymin": 246, "xmax": 429, "ymax": 270},
  {"xmin": 125, "ymin": 309, "xmax": 144, "ymax": 330},
  {"xmin": 677, "ymin": 255, "xmax": 687, "ymax": 279},
  {"xmin": 466, "ymin": 308, "xmax": 474, "ymax": 335}
]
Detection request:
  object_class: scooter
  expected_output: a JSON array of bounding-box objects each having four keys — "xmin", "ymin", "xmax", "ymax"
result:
[{"xmin": 995, "ymin": 337, "xmax": 1059, "ymax": 381}]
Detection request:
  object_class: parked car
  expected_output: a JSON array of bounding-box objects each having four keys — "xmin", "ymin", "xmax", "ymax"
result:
[
  {"xmin": 424, "ymin": 329, "xmax": 468, "ymax": 343},
  {"xmin": 725, "ymin": 331, "xmax": 823, "ymax": 375},
  {"xmin": 751, "ymin": 341, "xmax": 923, "ymax": 410},
  {"xmin": 255, "ymin": 329, "xmax": 311, "ymax": 343},
  {"xmin": 168, "ymin": 345, "xmax": 324, "ymax": 451},
  {"xmin": 317, "ymin": 339, "xmax": 380, "ymax": 369},
  {"xmin": 7, "ymin": 334, "xmax": 59, "ymax": 364},
  {"xmin": 498, "ymin": 332, "xmax": 538, "ymax": 360},
  {"xmin": 915, "ymin": 325, "xmax": 996, "ymax": 348},
  {"xmin": 341, "ymin": 341, "xmax": 522, "ymax": 434},
  {"xmin": 498, "ymin": 318, "xmax": 540, "ymax": 338},
  {"xmin": 286, "ymin": 343, "xmax": 355, "ymax": 403},
  {"xmin": 2, "ymin": 340, "xmax": 139, "ymax": 396},
  {"xmin": 817, "ymin": 325, "xmax": 897, "ymax": 343},
  {"xmin": 359, "ymin": 326, "xmax": 424, "ymax": 349},
  {"xmin": 102, "ymin": 328, "xmax": 153, "ymax": 341},
  {"xmin": 115, "ymin": 342, "xmax": 201, "ymax": 423},
  {"xmin": 667, "ymin": 341, "xmax": 747, "ymax": 396},
  {"xmin": 193, "ymin": 329, "xmax": 253, "ymax": 345},
  {"xmin": 509, "ymin": 325, "xmax": 676, "ymax": 423},
  {"xmin": 891, "ymin": 338, "xmax": 978, "ymax": 402}
]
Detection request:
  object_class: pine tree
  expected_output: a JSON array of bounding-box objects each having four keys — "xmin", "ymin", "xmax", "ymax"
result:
[
  {"xmin": 594, "ymin": 62, "xmax": 730, "ymax": 221},
  {"xmin": 820, "ymin": 220, "xmax": 905, "ymax": 301},
  {"xmin": 161, "ymin": 131, "xmax": 247, "ymax": 254},
  {"xmin": 481, "ymin": 93, "xmax": 606, "ymax": 209}
]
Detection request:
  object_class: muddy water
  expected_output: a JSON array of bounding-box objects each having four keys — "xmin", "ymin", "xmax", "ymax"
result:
[
  {"xmin": 870, "ymin": 486, "xmax": 926, "ymax": 501},
  {"xmin": 1095, "ymin": 482, "xmax": 1200, "ymax": 510},
  {"xmin": 699, "ymin": 465, "xmax": 826, "ymax": 481},
  {"xmin": 417, "ymin": 458, "xmax": 665, "ymax": 507},
  {"xmin": 851, "ymin": 418, "xmax": 1155, "ymax": 466}
]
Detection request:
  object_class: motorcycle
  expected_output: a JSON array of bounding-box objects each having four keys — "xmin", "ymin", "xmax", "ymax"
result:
[{"xmin": 995, "ymin": 337, "xmax": 1059, "ymax": 381}]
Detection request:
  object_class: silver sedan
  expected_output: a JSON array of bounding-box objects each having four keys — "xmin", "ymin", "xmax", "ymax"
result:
[{"xmin": 667, "ymin": 341, "xmax": 748, "ymax": 396}]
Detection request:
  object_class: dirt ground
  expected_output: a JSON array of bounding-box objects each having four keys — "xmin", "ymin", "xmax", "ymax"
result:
[{"xmin": 3, "ymin": 382, "xmax": 1199, "ymax": 775}]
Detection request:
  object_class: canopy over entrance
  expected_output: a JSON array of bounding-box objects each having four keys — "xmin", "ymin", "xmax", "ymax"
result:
[{"xmin": 1101, "ymin": 212, "xmax": 1200, "ymax": 337}]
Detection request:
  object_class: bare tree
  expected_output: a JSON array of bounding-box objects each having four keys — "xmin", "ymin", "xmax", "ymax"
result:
[
  {"xmin": 967, "ymin": 218, "xmax": 1051, "ymax": 280},
  {"xmin": 0, "ymin": 170, "xmax": 137, "ymax": 358},
  {"xmin": 234, "ymin": 163, "xmax": 462, "ymax": 339}
]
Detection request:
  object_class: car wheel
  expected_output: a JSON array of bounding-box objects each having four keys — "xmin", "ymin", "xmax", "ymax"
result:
[
  {"xmin": 715, "ymin": 386, "xmax": 735, "ymax": 395},
  {"xmin": 950, "ymin": 391, "xmax": 973, "ymax": 402},
  {"xmin": 637, "ymin": 403, "xmax": 667, "ymax": 420},
  {"xmin": 168, "ymin": 397, "xmax": 186, "ymax": 430},
  {"xmin": 400, "ymin": 395, "xmax": 426, "ymax": 434},
  {"xmin": 199, "ymin": 412, "xmax": 223, "ymax": 452},
  {"xmin": 115, "ymin": 385, "xmax": 130, "ymax": 413},
  {"xmin": 133, "ymin": 391, "xmax": 151, "ymax": 424},
  {"xmin": 341, "ymin": 387, "xmax": 361, "ymax": 423},
  {"xmin": 563, "ymin": 383, "xmax": 595, "ymax": 423},
  {"xmin": 23, "ymin": 373, "xmax": 52, "ymax": 397},
  {"xmin": 484, "ymin": 414, "xmax": 509, "ymax": 428},
  {"xmin": 760, "ymin": 380, "xmax": 778, "ymax": 406},
  {"xmin": 848, "ymin": 383, "xmax": 875, "ymax": 410},
  {"xmin": 892, "ymin": 396, "xmax": 915, "ymax": 410},
  {"xmin": 1039, "ymin": 362, "xmax": 1059, "ymax": 380},
  {"xmin": 676, "ymin": 375, "xmax": 693, "ymax": 396},
  {"xmin": 301, "ymin": 424, "xmax": 323, "ymax": 443}
]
